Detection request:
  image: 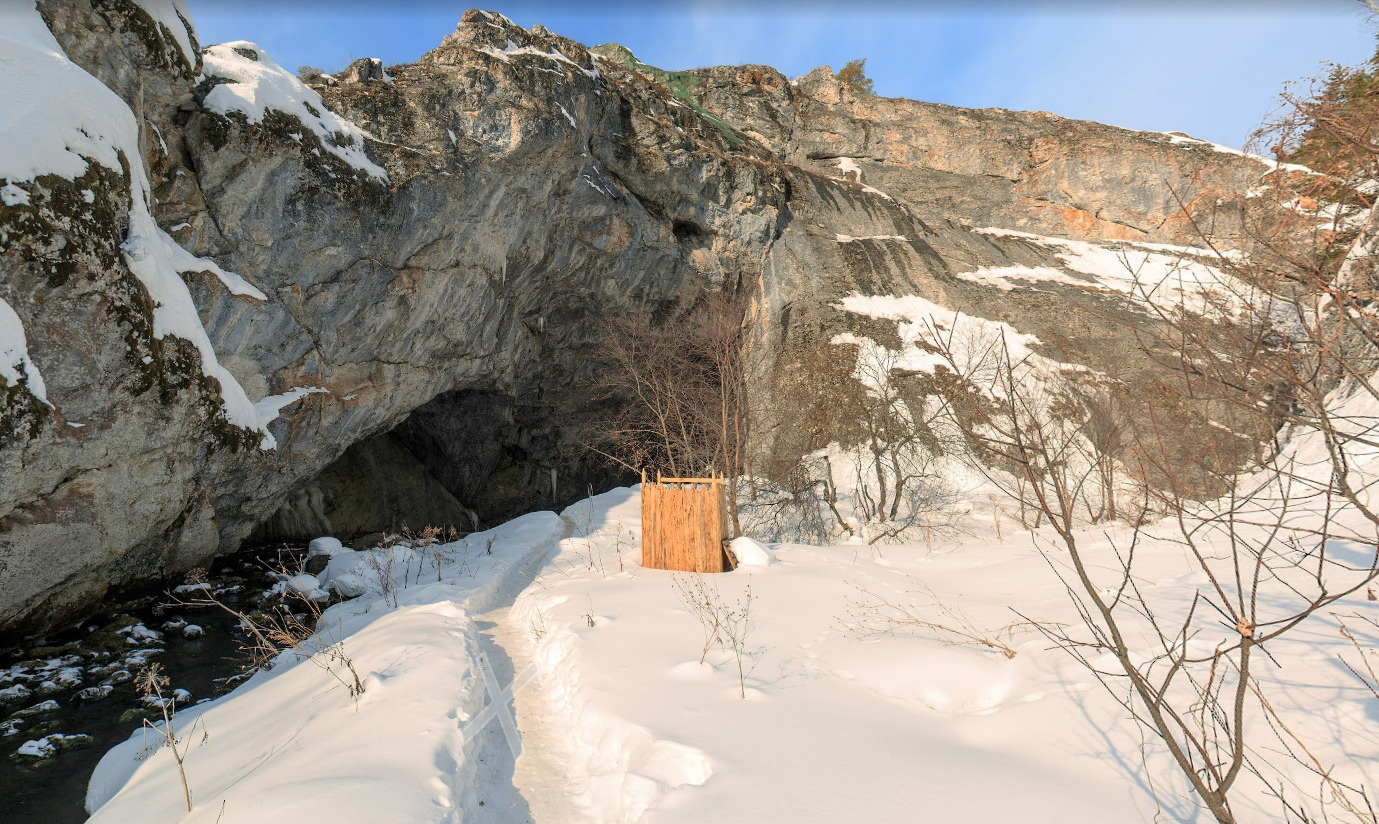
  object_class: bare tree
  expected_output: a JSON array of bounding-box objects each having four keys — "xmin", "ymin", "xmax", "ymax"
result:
[
  {"xmin": 913, "ymin": 303, "xmax": 1379, "ymax": 823},
  {"xmin": 168, "ymin": 569, "xmax": 365, "ymax": 705},
  {"xmin": 1073, "ymin": 384, "xmax": 1133, "ymax": 523},
  {"xmin": 762, "ymin": 333, "xmax": 964, "ymax": 546},
  {"xmin": 581, "ymin": 290, "xmax": 753, "ymax": 536}
]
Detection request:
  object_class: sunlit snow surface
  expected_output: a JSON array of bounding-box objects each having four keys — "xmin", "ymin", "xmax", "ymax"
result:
[{"xmin": 86, "ymin": 443, "xmax": 1379, "ymax": 824}]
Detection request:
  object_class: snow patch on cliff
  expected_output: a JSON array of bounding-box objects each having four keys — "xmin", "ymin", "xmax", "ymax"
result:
[
  {"xmin": 0, "ymin": 297, "xmax": 48, "ymax": 405},
  {"xmin": 0, "ymin": 183, "xmax": 31, "ymax": 206},
  {"xmin": 478, "ymin": 39, "xmax": 599, "ymax": 80},
  {"xmin": 0, "ymin": 3, "xmax": 272, "ymax": 440},
  {"xmin": 954, "ymin": 265, "xmax": 1095, "ymax": 292},
  {"xmin": 833, "ymin": 157, "xmax": 894, "ymax": 200},
  {"xmin": 0, "ymin": 3, "xmax": 130, "ymax": 183},
  {"xmin": 1161, "ymin": 131, "xmax": 1316, "ymax": 176},
  {"xmin": 131, "ymin": 0, "xmax": 198, "ymax": 69},
  {"xmin": 836, "ymin": 233, "xmax": 907, "ymax": 243},
  {"xmin": 251, "ymin": 386, "xmax": 330, "ymax": 447},
  {"xmin": 974, "ymin": 227, "xmax": 1247, "ymax": 314},
  {"xmin": 833, "ymin": 293, "xmax": 1044, "ymax": 375},
  {"xmin": 201, "ymin": 42, "xmax": 389, "ymax": 181}
]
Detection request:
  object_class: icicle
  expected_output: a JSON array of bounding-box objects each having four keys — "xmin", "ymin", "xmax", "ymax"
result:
[{"xmin": 550, "ymin": 466, "xmax": 558, "ymax": 499}]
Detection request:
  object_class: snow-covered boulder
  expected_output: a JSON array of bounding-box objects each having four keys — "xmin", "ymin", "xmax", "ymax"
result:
[
  {"xmin": 319, "ymin": 549, "xmax": 369, "ymax": 598},
  {"xmin": 305, "ymin": 536, "xmax": 344, "ymax": 574},
  {"xmin": 307, "ymin": 536, "xmax": 343, "ymax": 558},
  {"xmin": 269, "ymin": 573, "xmax": 330, "ymax": 602},
  {"xmin": 729, "ymin": 536, "xmax": 777, "ymax": 567}
]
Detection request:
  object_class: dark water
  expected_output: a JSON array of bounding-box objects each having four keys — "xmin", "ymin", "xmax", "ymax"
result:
[{"xmin": 0, "ymin": 546, "xmax": 304, "ymax": 824}]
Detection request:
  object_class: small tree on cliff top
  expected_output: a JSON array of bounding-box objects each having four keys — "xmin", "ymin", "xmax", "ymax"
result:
[{"xmin": 836, "ymin": 59, "xmax": 874, "ymax": 96}]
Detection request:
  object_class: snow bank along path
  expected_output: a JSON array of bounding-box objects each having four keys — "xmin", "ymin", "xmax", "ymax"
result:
[{"xmin": 85, "ymin": 512, "xmax": 582, "ymax": 823}]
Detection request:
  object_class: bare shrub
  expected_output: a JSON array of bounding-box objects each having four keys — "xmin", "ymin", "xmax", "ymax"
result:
[
  {"xmin": 672, "ymin": 572, "xmax": 726, "ymax": 664},
  {"xmin": 756, "ymin": 334, "xmax": 966, "ymax": 547},
  {"xmin": 135, "ymin": 663, "xmax": 202, "ymax": 813},
  {"xmin": 671, "ymin": 571, "xmax": 759, "ymax": 697},
  {"xmin": 842, "ymin": 580, "xmax": 1043, "ymax": 659},
  {"xmin": 168, "ymin": 569, "xmax": 365, "ymax": 706},
  {"xmin": 360, "ymin": 548, "xmax": 402, "ymax": 608},
  {"xmin": 721, "ymin": 579, "xmax": 758, "ymax": 699},
  {"xmin": 939, "ymin": 315, "xmax": 1379, "ymax": 824},
  {"xmin": 736, "ymin": 457, "xmax": 834, "ymax": 545},
  {"xmin": 578, "ymin": 290, "xmax": 753, "ymax": 536}
]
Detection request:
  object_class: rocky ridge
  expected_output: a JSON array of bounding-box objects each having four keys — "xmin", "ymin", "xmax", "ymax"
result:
[{"xmin": 0, "ymin": 2, "xmax": 1301, "ymax": 635}]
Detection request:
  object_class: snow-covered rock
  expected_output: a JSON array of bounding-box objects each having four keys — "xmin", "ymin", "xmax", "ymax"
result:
[
  {"xmin": 77, "ymin": 685, "xmax": 113, "ymax": 702},
  {"xmin": 267, "ymin": 573, "xmax": 329, "ymax": 602},
  {"xmin": 306, "ymin": 536, "xmax": 343, "ymax": 558},
  {"xmin": 0, "ymin": 683, "xmax": 32, "ymax": 703},
  {"xmin": 728, "ymin": 536, "xmax": 776, "ymax": 567},
  {"xmin": 16, "ymin": 737, "xmax": 55, "ymax": 758},
  {"xmin": 199, "ymin": 42, "xmax": 388, "ymax": 181}
]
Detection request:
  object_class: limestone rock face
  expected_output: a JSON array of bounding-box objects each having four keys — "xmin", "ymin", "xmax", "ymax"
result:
[
  {"xmin": 689, "ymin": 61, "xmax": 1260, "ymax": 246},
  {"xmin": 0, "ymin": 5, "xmax": 1287, "ymax": 634}
]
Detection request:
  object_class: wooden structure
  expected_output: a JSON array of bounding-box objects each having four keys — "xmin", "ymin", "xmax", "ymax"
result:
[{"xmin": 640, "ymin": 471, "xmax": 733, "ymax": 573}]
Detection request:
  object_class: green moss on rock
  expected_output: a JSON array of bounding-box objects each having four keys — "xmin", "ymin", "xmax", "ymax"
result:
[{"xmin": 91, "ymin": 0, "xmax": 198, "ymax": 79}]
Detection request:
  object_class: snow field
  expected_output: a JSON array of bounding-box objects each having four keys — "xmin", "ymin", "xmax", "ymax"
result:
[
  {"xmin": 535, "ymin": 493, "xmax": 1379, "ymax": 822},
  {"xmin": 515, "ymin": 489, "xmax": 1185, "ymax": 823},
  {"xmin": 83, "ymin": 472, "xmax": 1379, "ymax": 823}
]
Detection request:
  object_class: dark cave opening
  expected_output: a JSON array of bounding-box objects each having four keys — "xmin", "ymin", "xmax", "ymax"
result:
[
  {"xmin": 249, "ymin": 389, "xmax": 632, "ymax": 545},
  {"xmin": 671, "ymin": 218, "xmax": 708, "ymax": 241}
]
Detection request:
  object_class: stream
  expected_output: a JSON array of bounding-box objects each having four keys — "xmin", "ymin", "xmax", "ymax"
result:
[{"xmin": 0, "ymin": 544, "xmax": 308, "ymax": 823}]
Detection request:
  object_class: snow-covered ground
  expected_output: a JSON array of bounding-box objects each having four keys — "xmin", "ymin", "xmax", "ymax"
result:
[{"xmin": 83, "ymin": 470, "xmax": 1379, "ymax": 822}]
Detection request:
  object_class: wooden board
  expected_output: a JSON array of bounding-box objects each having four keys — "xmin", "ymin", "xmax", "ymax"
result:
[{"xmin": 640, "ymin": 473, "xmax": 731, "ymax": 573}]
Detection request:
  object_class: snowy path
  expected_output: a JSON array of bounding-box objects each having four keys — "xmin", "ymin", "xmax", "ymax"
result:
[
  {"xmin": 467, "ymin": 514, "xmax": 584, "ymax": 823},
  {"xmin": 84, "ymin": 510, "xmax": 583, "ymax": 824}
]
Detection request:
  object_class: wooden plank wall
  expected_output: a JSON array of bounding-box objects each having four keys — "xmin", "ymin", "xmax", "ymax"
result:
[{"xmin": 640, "ymin": 472, "xmax": 731, "ymax": 573}]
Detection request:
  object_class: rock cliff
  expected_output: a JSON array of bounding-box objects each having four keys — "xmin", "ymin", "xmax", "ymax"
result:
[{"xmin": 0, "ymin": 1, "xmax": 1296, "ymax": 634}]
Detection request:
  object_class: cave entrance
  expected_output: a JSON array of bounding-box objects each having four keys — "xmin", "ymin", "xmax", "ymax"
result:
[{"xmin": 250, "ymin": 389, "xmax": 629, "ymax": 545}]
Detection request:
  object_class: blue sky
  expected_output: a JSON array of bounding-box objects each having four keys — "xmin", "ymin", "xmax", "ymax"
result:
[{"xmin": 188, "ymin": 1, "xmax": 1375, "ymax": 149}]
